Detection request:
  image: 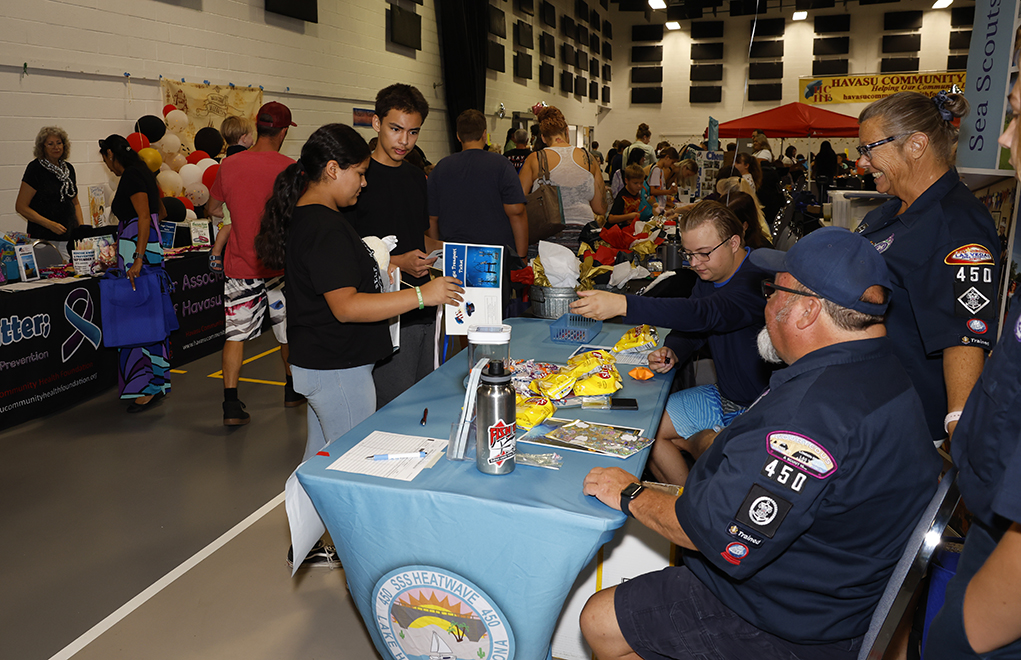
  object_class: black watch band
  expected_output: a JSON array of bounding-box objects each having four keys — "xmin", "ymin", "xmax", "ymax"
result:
[{"xmin": 620, "ymin": 482, "xmax": 645, "ymax": 517}]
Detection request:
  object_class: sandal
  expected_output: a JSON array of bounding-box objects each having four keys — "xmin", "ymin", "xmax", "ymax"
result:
[{"xmin": 209, "ymin": 254, "xmax": 223, "ymax": 273}]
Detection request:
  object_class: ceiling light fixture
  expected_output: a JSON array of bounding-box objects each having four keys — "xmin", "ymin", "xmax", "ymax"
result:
[
  {"xmin": 793, "ymin": 10, "xmax": 808, "ymax": 19},
  {"xmin": 666, "ymin": 21, "xmax": 681, "ymax": 29},
  {"xmin": 649, "ymin": 0, "xmax": 667, "ymax": 9},
  {"xmin": 932, "ymin": 0, "xmax": 952, "ymax": 8}
]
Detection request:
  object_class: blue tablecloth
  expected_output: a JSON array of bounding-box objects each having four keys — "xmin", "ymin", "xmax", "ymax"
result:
[{"xmin": 296, "ymin": 318, "xmax": 673, "ymax": 660}]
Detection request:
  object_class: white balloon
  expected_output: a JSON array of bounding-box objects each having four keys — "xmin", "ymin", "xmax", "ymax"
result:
[
  {"xmin": 159, "ymin": 162, "xmax": 171, "ymax": 172},
  {"xmin": 157, "ymin": 170, "xmax": 184, "ymax": 197},
  {"xmin": 179, "ymin": 163, "xmax": 202, "ymax": 186},
  {"xmin": 185, "ymin": 209, "xmax": 198, "ymax": 220},
  {"xmin": 157, "ymin": 132, "xmax": 181, "ymax": 155},
  {"xmin": 183, "ymin": 182, "xmax": 210, "ymax": 207},
  {"xmin": 168, "ymin": 152, "xmax": 187, "ymax": 172},
  {"xmin": 196, "ymin": 158, "xmax": 218, "ymax": 172},
  {"xmin": 166, "ymin": 109, "xmax": 189, "ymax": 134}
]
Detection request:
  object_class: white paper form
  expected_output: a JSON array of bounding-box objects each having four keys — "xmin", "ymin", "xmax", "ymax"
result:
[
  {"xmin": 568, "ymin": 344, "xmax": 654, "ymax": 366},
  {"xmin": 326, "ymin": 432, "xmax": 447, "ymax": 481}
]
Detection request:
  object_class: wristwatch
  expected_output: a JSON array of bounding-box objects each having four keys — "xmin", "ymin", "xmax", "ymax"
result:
[{"xmin": 620, "ymin": 482, "xmax": 645, "ymax": 518}]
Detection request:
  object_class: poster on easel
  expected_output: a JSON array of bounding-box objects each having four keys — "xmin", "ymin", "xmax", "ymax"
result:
[{"xmin": 443, "ymin": 242, "xmax": 503, "ymax": 336}]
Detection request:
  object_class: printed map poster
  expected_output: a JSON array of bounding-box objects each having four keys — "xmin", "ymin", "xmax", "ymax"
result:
[
  {"xmin": 160, "ymin": 80, "xmax": 263, "ymax": 155},
  {"xmin": 443, "ymin": 242, "xmax": 503, "ymax": 336},
  {"xmin": 799, "ymin": 72, "xmax": 966, "ymax": 105}
]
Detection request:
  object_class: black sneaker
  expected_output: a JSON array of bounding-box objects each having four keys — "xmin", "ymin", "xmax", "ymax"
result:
[
  {"xmin": 287, "ymin": 540, "xmax": 341, "ymax": 569},
  {"xmin": 284, "ymin": 382, "xmax": 306, "ymax": 408},
  {"xmin": 223, "ymin": 399, "xmax": 250, "ymax": 426}
]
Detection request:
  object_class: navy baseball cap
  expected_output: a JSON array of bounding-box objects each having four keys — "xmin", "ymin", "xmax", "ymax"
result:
[{"xmin": 749, "ymin": 227, "xmax": 891, "ymax": 316}]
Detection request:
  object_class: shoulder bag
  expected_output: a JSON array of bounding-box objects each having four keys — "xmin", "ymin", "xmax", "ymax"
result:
[
  {"xmin": 525, "ymin": 149, "xmax": 566, "ymax": 243},
  {"xmin": 99, "ymin": 266, "xmax": 177, "ymax": 347}
]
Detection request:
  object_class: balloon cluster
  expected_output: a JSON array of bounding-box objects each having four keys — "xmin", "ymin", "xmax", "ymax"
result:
[{"xmin": 130, "ymin": 105, "xmax": 226, "ymax": 221}]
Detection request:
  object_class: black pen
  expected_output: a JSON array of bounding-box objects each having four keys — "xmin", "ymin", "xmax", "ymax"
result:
[{"xmin": 420, "ymin": 408, "xmax": 428, "ymax": 426}]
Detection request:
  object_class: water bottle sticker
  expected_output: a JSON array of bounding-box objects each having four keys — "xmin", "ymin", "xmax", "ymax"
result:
[{"xmin": 488, "ymin": 419, "xmax": 516, "ymax": 467}]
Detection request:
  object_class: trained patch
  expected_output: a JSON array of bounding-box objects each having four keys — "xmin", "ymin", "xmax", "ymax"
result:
[
  {"xmin": 766, "ymin": 431, "xmax": 837, "ymax": 478},
  {"xmin": 721, "ymin": 542, "xmax": 749, "ymax": 565},
  {"xmin": 761, "ymin": 458, "xmax": 809, "ymax": 493},
  {"xmin": 735, "ymin": 484, "xmax": 792, "ymax": 539},
  {"xmin": 968, "ymin": 319, "xmax": 988, "ymax": 334},
  {"xmin": 945, "ymin": 244, "xmax": 994, "ymax": 265},
  {"xmin": 727, "ymin": 522, "xmax": 764, "ymax": 547},
  {"xmin": 961, "ymin": 336, "xmax": 992, "ymax": 349}
]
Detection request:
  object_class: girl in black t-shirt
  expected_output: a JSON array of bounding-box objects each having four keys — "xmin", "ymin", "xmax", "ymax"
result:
[
  {"xmin": 15, "ymin": 126, "xmax": 84, "ymax": 256},
  {"xmin": 256, "ymin": 123, "xmax": 463, "ymax": 460}
]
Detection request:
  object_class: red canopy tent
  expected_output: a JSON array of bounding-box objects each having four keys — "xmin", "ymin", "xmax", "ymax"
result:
[{"xmin": 717, "ymin": 102, "xmax": 860, "ymax": 138}]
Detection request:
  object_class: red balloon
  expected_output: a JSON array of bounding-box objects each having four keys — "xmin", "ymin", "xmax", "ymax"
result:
[
  {"xmin": 176, "ymin": 196, "xmax": 195, "ymax": 211},
  {"xmin": 186, "ymin": 150, "xmax": 210, "ymax": 165},
  {"xmin": 163, "ymin": 104, "xmax": 177, "ymax": 117},
  {"xmin": 127, "ymin": 132, "xmax": 150, "ymax": 152},
  {"xmin": 202, "ymin": 163, "xmax": 220, "ymax": 189}
]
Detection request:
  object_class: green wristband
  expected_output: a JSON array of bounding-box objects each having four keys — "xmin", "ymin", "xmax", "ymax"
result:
[{"xmin": 415, "ymin": 286, "xmax": 424, "ymax": 310}]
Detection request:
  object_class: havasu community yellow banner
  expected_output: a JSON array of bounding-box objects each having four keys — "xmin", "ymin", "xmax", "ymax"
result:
[{"xmin": 799, "ymin": 72, "xmax": 966, "ymax": 105}]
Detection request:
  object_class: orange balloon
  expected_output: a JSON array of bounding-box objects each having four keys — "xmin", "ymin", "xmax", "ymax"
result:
[
  {"xmin": 127, "ymin": 132, "xmax": 150, "ymax": 152},
  {"xmin": 185, "ymin": 150, "xmax": 209, "ymax": 165}
]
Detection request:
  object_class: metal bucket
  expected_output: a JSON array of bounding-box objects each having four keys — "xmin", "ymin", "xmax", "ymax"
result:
[{"xmin": 529, "ymin": 285, "xmax": 577, "ymax": 319}]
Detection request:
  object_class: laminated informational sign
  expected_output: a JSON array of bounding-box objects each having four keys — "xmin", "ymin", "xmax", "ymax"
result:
[{"xmin": 443, "ymin": 242, "xmax": 503, "ymax": 336}]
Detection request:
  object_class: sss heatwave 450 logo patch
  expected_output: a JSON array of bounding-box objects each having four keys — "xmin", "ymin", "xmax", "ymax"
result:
[{"xmin": 373, "ymin": 566, "xmax": 515, "ymax": 660}]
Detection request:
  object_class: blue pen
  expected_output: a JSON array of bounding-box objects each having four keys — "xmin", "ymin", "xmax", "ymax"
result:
[{"xmin": 366, "ymin": 450, "xmax": 427, "ymax": 461}]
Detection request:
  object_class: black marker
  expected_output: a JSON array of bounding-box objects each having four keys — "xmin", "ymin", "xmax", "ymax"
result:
[{"xmin": 420, "ymin": 408, "xmax": 428, "ymax": 426}]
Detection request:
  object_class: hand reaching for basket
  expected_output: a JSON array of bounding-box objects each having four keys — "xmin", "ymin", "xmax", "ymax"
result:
[{"xmin": 570, "ymin": 290, "xmax": 628, "ymax": 321}]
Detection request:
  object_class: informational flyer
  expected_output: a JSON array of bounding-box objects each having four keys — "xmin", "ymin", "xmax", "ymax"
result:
[{"xmin": 443, "ymin": 242, "xmax": 503, "ymax": 336}]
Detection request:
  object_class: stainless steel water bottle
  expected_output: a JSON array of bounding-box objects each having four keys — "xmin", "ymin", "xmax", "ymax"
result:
[{"xmin": 475, "ymin": 361, "xmax": 516, "ymax": 475}]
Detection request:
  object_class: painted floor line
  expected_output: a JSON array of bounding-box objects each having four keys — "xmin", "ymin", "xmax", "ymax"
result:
[{"xmin": 47, "ymin": 492, "xmax": 285, "ymax": 660}]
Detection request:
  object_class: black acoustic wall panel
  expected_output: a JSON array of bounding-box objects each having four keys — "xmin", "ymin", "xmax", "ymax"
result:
[
  {"xmin": 884, "ymin": 11, "xmax": 923, "ymax": 30},
  {"xmin": 576, "ymin": 0, "xmax": 588, "ymax": 19},
  {"xmin": 589, "ymin": 80, "xmax": 599, "ymax": 100},
  {"xmin": 539, "ymin": 61, "xmax": 555, "ymax": 86},
  {"xmin": 590, "ymin": 34, "xmax": 601, "ymax": 53},
  {"xmin": 881, "ymin": 57, "xmax": 920, "ymax": 72},
  {"xmin": 951, "ymin": 6, "xmax": 975, "ymax": 27},
  {"xmin": 754, "ymin": 18, "xmax": 785, "ymax": 37},
  {"xmin": 949, "ymin": 31, "xmax": 972, "ymax": 50},
  {"xmin": 632, "ymin": 24, "xmax": 665, "ymax": 41},
  {"xmin": 814, "ymin": 14, "xmax": 850, "ymax": 33},
  {"xmin": 574, "ymin": 75, "xmax": 587, "ymax": 96},
  {"xmin": 540, "ymin": 1, "xmax": 556, "ymax": 27},
  {"xmin": 883, "ymin": 34, "xmax": 921, "ymax": 53},
  {"xmin": 576, "ymin": 25, "xmax": 589, "ymax": 45},
  {"xmin": 632, "ymin": 87, "xmax": 663, "ymax": 104},
  {"xmin": 487, "ymin": 41, "xmax": 505, "ymax": 72},
  {"xmin": 631, "ymin": 66, "xmax": 664, "ymax": 83},
  {"xmin": 730, "ymin": 0, "xmax": 758, "ymax": 17},
  {"xmin": 603, "ymin": 41, "xmax": 612, "ymax": 59},
  {"xmin": 489, "ymin": 6, "xmax": 506, "ymax": 38},
  {"xmin": 798, "ymin": 0, "xmax": 836, "ymax": 9},
  {"xmin": 602, "ymin": 85, "xmax": 610, "ymax": 104},
  {"xmin": 813, "ymin": 59, "xmax": 848, "ymax": 75},
  {"xmin": 591, "ymin": 9, "xmax": 600, "ymax": 26},
  {"xmin": 749, "ymin": 62, "xmax": 783, "ymax": 79},
  {"xmin": 388, "ymin": 6, "xmax": 421, "ymax": 50},
  {"xmin": 602, "ymin": 63, "xmax": 611, "ymax": 81},
  {"xmin": 859, "ymin": 0, "xmax": 898, "ymax": 7},
  {"xmin": 748, "ymin": 83, "xmax": 782, "ymax": 101},
  {"xmin": 632, "ymin": 45, "xmax": 663, "ymax": 62},
  {"xmin": 749, "ymin": 41, "xmax": 783, "ymax": 58},
  {"xmin": 561, "ymin": 42, "xmax": 575, "ymax": 64},
  {"xmin": 690, "ymin": 63, "xmax": 724, "ymax": 81},
  {"xmin": 514, "ymin": 52, "xmax": 532, "ymax": 79},
  {"xmin": 691, "ymin": 42, "xmax": 724, "ymax": 60},
  {"xmin": 561, "ymin": 15, "xmax": 575, "ymax": 38},
  {"xmin": 560, "ymin": 70, "xmax": 574, "ymax": 92},
  {"xmin": 602, "ymin": 19, "xmax": 612, "ymax": 38},
  {"xmin": 539, "ymin": 32, "xmax": 555, "ymax": 57},
  {"xmin": 814, "ymin": 36, "xmax": 849, "ymax": 55},
  {"xmin": 517, "ymin": 0, "xmax": 534, "ymax": 16},
  {"xmin": 590, "ymin": 58, "xmax": 599, "ymax": 77},
  {"xmin": 576, "ymin": 50, "xmax": 588, "ymax": 70},
  {"xmin": 948, "ymin": 54, "xmax": 968, "ymax": 70},
  {"xmin": 690, "ymin": 86, "xmax": 722, "ymax": 103},
  {"xmin": 514, "ymin": 21, "xmax": 533, "ymax": 49},
  {"xmin": 265, "ymin": 0, "xmax": 317, "ymax": 23},
  {"xmin": 691, "ymin": 21, "xmax": 724, "ymax": 39}
]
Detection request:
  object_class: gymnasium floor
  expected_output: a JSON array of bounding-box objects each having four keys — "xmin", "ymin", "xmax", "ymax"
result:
[{"xmin": 0, "ymin": 333, "xmax": 381, "ymax": 660}]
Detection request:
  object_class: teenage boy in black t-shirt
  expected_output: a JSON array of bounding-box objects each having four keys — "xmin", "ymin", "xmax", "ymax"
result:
[{"xmin": 345, "ymin": 83, "xmax": 443, "ymax": 408}]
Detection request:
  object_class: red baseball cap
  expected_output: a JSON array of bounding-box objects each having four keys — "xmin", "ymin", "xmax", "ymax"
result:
[{"xmin": 256, "ymin": 102, "xmax": 296, "ymax": 128}]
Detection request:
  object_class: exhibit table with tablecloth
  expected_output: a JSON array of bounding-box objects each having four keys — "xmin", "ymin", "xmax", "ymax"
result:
[{"xmin": 295, "ymin": 318, "xmax": 673, "ymax": 660}]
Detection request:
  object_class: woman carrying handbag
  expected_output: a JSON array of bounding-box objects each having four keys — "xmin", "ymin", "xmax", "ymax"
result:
[{"xmin": 99, "ymin": 134, "xmax": 172, "ymax": 413}]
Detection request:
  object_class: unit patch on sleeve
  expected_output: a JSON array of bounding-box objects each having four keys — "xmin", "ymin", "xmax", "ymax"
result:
[
  {"xmin": 948, "ymin": 245, "xmax": 996, "ymax": 320},
  {"xmin": 766, "ymin": 431, "xmax": 837, "ymax": 479},
  {"xmin": 721, "ymin": 542, "xmax": 749, "ymax": 565},
  {"xmin": 761, "ymin": 458, "xmax": 809, "ymax": 493},
  {"xmin": 735, "ymin": 484, "xmax": 792, "ymax": 539}
]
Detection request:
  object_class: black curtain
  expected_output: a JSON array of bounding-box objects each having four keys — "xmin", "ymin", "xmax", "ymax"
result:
[{"xmin": 435, "ymin": 0, "xmax": 488, "ymax": 154}]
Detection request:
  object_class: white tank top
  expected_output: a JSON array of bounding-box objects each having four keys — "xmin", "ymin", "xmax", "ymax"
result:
[{"xmin": 534, "ymin": 146, "xmax": 595, "ymax": 226}]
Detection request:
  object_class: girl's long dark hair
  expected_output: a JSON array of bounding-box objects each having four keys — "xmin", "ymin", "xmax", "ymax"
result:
[
  {"xmin": 256, "ymin": 123, "xmax": 370, "ymax": 270},
  {"xmin": 99, "ymin": 134, "xmax": 149, "ymax": 174}
]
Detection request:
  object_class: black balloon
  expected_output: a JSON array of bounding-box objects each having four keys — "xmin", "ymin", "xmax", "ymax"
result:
[
  {"xmin": 162, "ymin": 196, "xmax": 186, "ymax": 223},
  {"xmin": 195, "ymin": 127, "xmax": 225, "ymax": 159},
  {"xmin": 135, "ymin": 115, "xmax": 167, "ymax": 143}
]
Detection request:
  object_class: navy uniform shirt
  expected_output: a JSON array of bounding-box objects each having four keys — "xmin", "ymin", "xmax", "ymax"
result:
[
  {"xmin": 857, "ymin": 170, "xmax": 1001, "ymax": 441},
  {"xmin": 676, "ymin": 337, "xmax": 941, "ymax": 644},
  {"xmin": 624, "ymin": 250, "xmax": 772, "ymax": 407},
  {"xmin": 952, "ymin": 302, "xmax": 1021, "ymax": 531}
]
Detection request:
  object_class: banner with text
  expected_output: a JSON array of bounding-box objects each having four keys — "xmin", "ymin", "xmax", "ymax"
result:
[
  {"xmin": 160, "ymin": 80, "xmax": 263, "ymax": 155},
  {"xmin": 799, "ymin": 72, "xmax": 967, "ymax": 105},
  {"xmin": 166, "ymin": 253, "xmax": 225, "ymax": 368}
]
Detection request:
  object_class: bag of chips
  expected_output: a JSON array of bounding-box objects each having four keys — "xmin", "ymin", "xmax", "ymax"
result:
[
  {"xmin": 516, "ymin": 396, "xmax": 556, "ymax": 430},
  {"xmin": 530, "ymin": 371, "xmax": 577, "ymax": 400},
  {"xmin": 573, "ymin": 366, "xmax": 622, "ymax": 396},
  {"xmin": 613, "ymin": 325, "xmax": 659, "ymax": 354}
]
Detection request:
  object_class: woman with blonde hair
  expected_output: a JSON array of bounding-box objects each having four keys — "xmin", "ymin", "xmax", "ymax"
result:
[
  {"xmin": 751, "ymin": 134, "xmax": 773, "ymax": 162},
  {"xmin": 15, "ymin": 126, "xmax": 84, "ymax": 259}
]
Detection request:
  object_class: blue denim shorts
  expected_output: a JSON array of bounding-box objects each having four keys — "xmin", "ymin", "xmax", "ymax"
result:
[{"xmin": 614, "ymin": 566, "xmax": 861, "ymax": 660}]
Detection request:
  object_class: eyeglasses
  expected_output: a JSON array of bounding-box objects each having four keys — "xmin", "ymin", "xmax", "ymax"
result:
[
  {"xmin": 855, "ymin": 134, "xmax": 908, "ymax": 160},
  {"xmin": 761, "ymin": 279, "xmax": 817, "ymax": 300},
  {"xmin": 682, "ymin": 236, "xmax": 734, "ymax": 263}
]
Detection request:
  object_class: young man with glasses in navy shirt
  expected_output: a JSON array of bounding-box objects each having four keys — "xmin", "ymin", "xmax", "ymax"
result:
[{"xmin": 571, "ymin": 200, "xmax": 772, "ymax": 485}]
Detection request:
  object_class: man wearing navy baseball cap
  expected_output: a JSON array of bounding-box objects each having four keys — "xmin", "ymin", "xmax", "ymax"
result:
[{"xmin": 581, "ymin": 227, "xmax": 941, "ymax": 660}]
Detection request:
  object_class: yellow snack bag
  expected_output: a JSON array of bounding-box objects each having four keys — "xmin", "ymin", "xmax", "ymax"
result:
[
  {"xmin": 516, "ymin": 396, "xmax": 556, "ymax": 430},
  {"xmin": 573, "ymin": 367, "xmax": 623, "ymax": 396},
  {"xmin": 530, "ymin": 371, "xmax": 577, "ymax": 400},
  {"xmin": 613, "ymin": 325, "xmax": 660, "ymax": 354},
  {"xmin": 567, "ymin": 349, "xmax": 617, "ymax": 367}
]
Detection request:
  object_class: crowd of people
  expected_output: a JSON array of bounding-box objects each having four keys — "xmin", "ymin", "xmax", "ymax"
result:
[{"xmin": 13, "ymin": 76, "xmax": 1021, "ymax": 659}]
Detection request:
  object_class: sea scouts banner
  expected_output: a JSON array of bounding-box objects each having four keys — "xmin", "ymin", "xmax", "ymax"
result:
[
  {"xmin": 159, "ymin": 79, "xmax": 263, "ymax": 153},
  {"xmin": 799, "ymin": 72, "xmax": 967, "ymax": 105}
]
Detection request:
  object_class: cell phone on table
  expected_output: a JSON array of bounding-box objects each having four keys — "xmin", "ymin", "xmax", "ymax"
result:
[{"xmin": 609, "ymin": 398, "xmax": 639, "ymax": 410}]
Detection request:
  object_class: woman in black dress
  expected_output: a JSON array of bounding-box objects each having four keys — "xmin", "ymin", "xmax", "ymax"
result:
[{"xmin": 15, "ymin": 126, "xmax": 84, "ymax": 259}]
